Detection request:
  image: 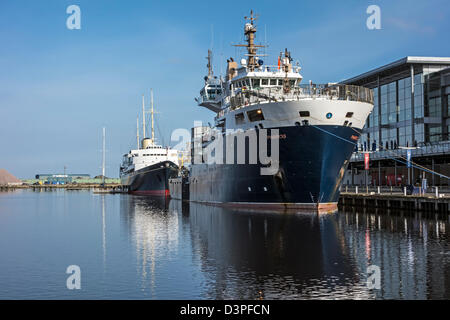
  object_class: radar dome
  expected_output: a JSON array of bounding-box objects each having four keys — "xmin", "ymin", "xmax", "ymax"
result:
[{"xmin": 244, "ymin": 23, "xmax": 254, "ymax": 32}]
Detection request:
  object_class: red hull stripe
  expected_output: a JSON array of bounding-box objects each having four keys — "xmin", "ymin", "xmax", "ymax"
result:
[{"xmin": 130, "ymin": 190, "xmax": 170, "ymax": 196}]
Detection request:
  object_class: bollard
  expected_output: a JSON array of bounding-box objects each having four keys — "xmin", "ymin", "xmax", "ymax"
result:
[
  {"xmin": 346, "ymin": 186, "xmax": 348, "ymax": 193},
  {"xmin": 377, "ymin": 186, "xmax": 380, "ymax": 194},
  {"xmin": 404, "ymin": 187, "xmax": 407, "ymax": 196},
  {"xmin": 390, "ymin": 186, "xmax": 393, "ymax": 195},
  {"xmin": 436, "ymin": 186, "xmax": 438, "ymax": 198},
  {"xmin": 356, "ymin": 186, "xmax": 358, "ymax": 194}
]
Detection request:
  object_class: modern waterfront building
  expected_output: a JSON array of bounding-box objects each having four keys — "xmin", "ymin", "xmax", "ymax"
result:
[{"xmin": 341, "ymin": 57, "xmax": 450, "ymax": 186}]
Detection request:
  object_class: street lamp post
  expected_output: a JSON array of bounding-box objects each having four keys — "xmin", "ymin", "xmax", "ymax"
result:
[{"xmin": 399, "ymin": 146, "xmax": 420, "ymax": 187}]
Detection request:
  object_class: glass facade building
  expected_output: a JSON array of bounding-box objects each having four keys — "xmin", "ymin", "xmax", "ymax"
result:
[
  {"xmin": 341, "ymin": 57, "xmax": 450, "ymax": 186},
  {"xmin": 348, "ymin": 62, "xmax": 450, "ymax": 152}
]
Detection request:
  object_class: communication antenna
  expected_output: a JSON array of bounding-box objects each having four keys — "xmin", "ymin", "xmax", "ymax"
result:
[
  {"xmin": 210, "ymin": 24, "xmax": 214, "ymax": 52},
  {"xmin": 142, "ymin": 94, "xmax": 146, "ymax": 139},
  {"xmin": 219, "ymin": 32, "xmax": 223, "ymax": 77},
  {"xmin": 102, "ymin": 127, "xmax": 106, "ymax": 184},
  {"xmin": 207, "ymin": 50, "xmax": 213, "ymax": 78},
  {"xmin": 151, "ymin": 89, "xmax": 155, "ymax": 143},
  {"xmin": 136, "ymin": 115, "xmax": 140, "ymax": 149},
  {"xmin": 264, "ymin": 24, "xmax": 267, "ymax": 58},
  {"xmin": 209, "ymin": 24, "xmax": 214, "ymax": 78}
]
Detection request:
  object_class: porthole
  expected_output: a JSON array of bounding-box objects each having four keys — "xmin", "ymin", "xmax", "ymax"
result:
[
  {"xmin": 326, "ymin": 112, "xmax": 333, "ymax": 119},
  {"xmin": 299, "ymin": 111, "xmax": 310, "ymax": 117}
]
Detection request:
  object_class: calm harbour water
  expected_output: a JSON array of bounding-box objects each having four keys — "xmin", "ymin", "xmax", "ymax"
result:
[{"xmin": 0, "ymin": 189, "xmax": 449, "ymax": 299}]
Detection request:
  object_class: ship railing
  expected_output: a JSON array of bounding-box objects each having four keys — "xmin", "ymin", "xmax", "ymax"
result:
[
  {"xmin": 198, "ymin": 93, "xmax": 221, "ymax": 105},
  {"xmin": 227, "ymin": 84, "xmax": 373, "ymax": 111}
]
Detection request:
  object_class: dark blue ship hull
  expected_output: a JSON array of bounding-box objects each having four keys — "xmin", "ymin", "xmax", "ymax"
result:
[
  {"xmin": 122, "ymin": 161, "xmax": 179, "ymax": 196},
  {"xmin": 188, "ymin": 125, "xmax": 359, "ymax": 212}
]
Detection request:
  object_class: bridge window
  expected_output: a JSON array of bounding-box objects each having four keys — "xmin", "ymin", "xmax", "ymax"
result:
[
  {"xmin": 346, "ymin": 112, "xmax": 354, "ymax": 118},
  {"xmin": 270, "ymin": 79, "xmax": 277, "ymax": 86},
  {"xmin": 261, "ymin": 79, "xmax": 269, "ymax": 86},
  {"xmin": 235, "ymin": 112, "xmax": 245, "ymax": 125},
  {"xmin": 251, "ymin": 79, "xmax": 260, "ymax": 87},
  {"xmin": 247, "ymin": 109, "xmax": 265, "ymax": 122}
]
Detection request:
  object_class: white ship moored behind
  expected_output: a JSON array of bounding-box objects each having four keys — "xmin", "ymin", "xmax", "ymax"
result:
[{"xmin": 120, "ymin": 90, "xmax": 178, "ymax": 196}]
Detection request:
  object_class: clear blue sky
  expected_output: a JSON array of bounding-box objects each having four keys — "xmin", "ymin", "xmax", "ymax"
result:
[{"xmin": 1, "ymin": 0, "xmax": 449, "ymax": 178}]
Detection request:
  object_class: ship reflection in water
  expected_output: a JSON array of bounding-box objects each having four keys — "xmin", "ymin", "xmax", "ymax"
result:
[{"xmin": 121, "ymin": 196, "xmax": 450, "ymax": 299}]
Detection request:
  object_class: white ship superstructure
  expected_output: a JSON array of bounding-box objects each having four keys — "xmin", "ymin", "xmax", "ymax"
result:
[{"xmin": 196, "ymin": 12, "xmax": 372, "ymax": 133}]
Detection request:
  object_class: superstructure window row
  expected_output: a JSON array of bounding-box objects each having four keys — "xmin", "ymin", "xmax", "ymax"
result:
[{"xmin": 234, "ymin": 78, "xmax": 298, "ymax": 88}]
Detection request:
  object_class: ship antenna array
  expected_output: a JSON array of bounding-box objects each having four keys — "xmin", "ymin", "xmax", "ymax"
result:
[
  {"xmin": 139, "ymin": 89, "xmax": 157, "ymax": 146},
  {"xmin": 102, "ymin": 127, "xmax": 106, "ymax": 184},
  {"xmin": 206, "ymin": 49, "xmax": 213, "ymax": 79},
  {"xmin": 136, "ymin": 116, "xmax": 140, "ymax": 149},
  {"xmin": 142, "ymin": 94, "xmax": 146, "ymax": 140},
  {"xmin": 233, "ymin": 10, "xmax": 266, "ymax": 72},
  {"xmin": 151, "ymin": 88, "xmax": 155, "ymax": 143}
]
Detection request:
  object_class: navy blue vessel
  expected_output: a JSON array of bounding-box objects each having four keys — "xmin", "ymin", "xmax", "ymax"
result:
[
  {"xmin": 173, "ymin": 12, "xmax": 373, "ymax": 212},
  {"xmin": 187, "ymin": 126, "xmax": 361, "ymax": 212}
]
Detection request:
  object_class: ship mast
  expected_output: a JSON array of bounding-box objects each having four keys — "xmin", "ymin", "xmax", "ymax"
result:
[
  {"xmin": 142, "ymin": 94, "xmax": 146, "ymax": 139},
  {"xmin": 102, "ymin": 127, "xmax": 106, "ymax": 185},
  {"xmin": 206, "ymin": 49, "xmax": 213, "ymax": 79},
  {"xmin": 233, "ymin": 10, "xmax": 265, "ymax": 72},
  {"xmin": 151, "ymin": 88, "xmax": 155, "ymax": 143},
  {"xmin": 136, "ymin": 116, "xmax": 140, "ymax": 149}
]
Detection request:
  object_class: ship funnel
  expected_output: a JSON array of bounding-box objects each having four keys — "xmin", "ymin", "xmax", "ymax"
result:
[
  {"xmin": 226, "ymin": 59, "xmax": 238, "ymax": 80},
  {"xmin": 142, "ymin": 138, "xmax": 153, "ymax": 149}
]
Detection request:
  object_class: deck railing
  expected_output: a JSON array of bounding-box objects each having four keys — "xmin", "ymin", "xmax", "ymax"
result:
[{"xmin": 228, "ymin": 84, "xmax": 373, "ymax": 110}]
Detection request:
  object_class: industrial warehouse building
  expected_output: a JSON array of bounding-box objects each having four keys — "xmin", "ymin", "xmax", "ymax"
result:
[
  {"xmin": 342, "ymin": 56, "xmax": 450, "ymax": 187},
  {"xmin": 35, "ymin": 174, "xmax": 90, "ymax": 184}
]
